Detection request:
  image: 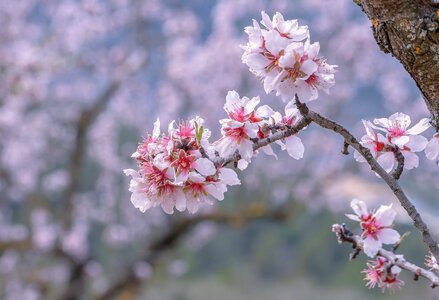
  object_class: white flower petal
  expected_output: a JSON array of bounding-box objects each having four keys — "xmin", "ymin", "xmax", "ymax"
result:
[
  {"xmin": 425, "ymin": 137, "xmax": 439, "ymax": 160},
  {"xmin": 374, "ymin": 204, "xmax": 396, "ymax": 226},
  {"xmin": 402, "ymin": 151, "xmax": 419, "ymax": 169},
  {"xmin": 406, "ymin": 118, "xmax": 430, "ymax": 135},
  {"xmin": 378, "ymin": 228, "xmax": 400, "ymax": 245},
  {"xmin": 405, "ymin": 135, "xmax": 428, "ymax": 152},
  {"xmin": 284, "ymin": 135, "xmax": 304, "ymax": 159},
  {"xmin": 219, "ymin": 168, "xmax": 241, "ymax": 186},
  {"xmin": 363, "ymin": 236, "xmax": 382, "ymax": 257},
  {"xmin": 377, "ymin": 152, "xmax": 395, "ymax": 173},
  {"xmin": 237, "ymin": 159, "xmax": 249, "ymax": 170},
  {"xmin": 194, "ymin": 158, "xmax": 216, "ymax": 176}
]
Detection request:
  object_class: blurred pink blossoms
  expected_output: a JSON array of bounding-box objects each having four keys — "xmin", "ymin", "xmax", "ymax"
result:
[
  {"xmin": 346, "ymin": 199, "xmax": 400, "ymax": 257},
  {"xmin": 241, "ymin": 11, "xmax": 337, "ymax": 102},
  {"xmin": 124, "ymin": 118, "xmax": 240, "ymax": 214}
]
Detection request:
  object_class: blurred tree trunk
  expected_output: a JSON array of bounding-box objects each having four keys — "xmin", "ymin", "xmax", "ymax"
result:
[{"xmin": 355, "ymin": 0, "xmax": 439, "ymax": 128}]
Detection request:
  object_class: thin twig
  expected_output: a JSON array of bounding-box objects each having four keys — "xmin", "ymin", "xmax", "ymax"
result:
[
  {"xmin": 391, "ymin": 147, "xmax": 405, "ymax": 180},
  {"xmin": 333, "ymin": 224, "xmax": 439, "ymax": 288}
]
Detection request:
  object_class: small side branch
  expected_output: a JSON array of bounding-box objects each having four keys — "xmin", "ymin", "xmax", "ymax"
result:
[
  {"xmin": 294, "ymin": 99, "xmax": 439, "ymax": 262},
  {"xmin": 333, "ymin": 224, "xmax": 439, "ymax": 288},
  {"xmin": 391, "ymin": 147, "xmax": 405, "ymax": 180}
]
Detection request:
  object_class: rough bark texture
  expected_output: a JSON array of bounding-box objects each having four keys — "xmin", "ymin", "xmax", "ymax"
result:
[{"xmin": 357, "ymin": 0, "xmax": 439, "ymax": 128}]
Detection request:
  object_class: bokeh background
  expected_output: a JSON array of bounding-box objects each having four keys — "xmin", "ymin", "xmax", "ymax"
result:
[{"xmin": 1, "ymin": 0, "xmax": 439, "ymax": 299}]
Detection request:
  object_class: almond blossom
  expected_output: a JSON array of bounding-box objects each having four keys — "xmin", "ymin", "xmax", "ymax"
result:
[
  {"xmin": 256, "ymin": 101, "xmax": 305, "ymax": 159},
  {"xmin": 268, "ymin": 41, "xmax": 336, "ymax": 102},
  {"xmin": 355, "ymin": 119, "xmax": 426, "ymax": 172},
  {"xmin": 373, "ymin": 112, "xmax": 430, "ymax": 148},
  {"xmin": 242, "ymin": 12, "xmax": 336, "ymax": 103},
  {"xmin": 425, "ymin": 134, "xmax": 439, "ymax": 162},
  {"xmin": 215, "ymin": 90, "xmax": 262, "ymax": 169},
  {"xmin": 355, "ymin": 120, "xmax": 396, "ymax": 172},
  {"xmin": 346, "ymin": 199, "xmax": 400, "ymax": 257},
  {"xmin": 125, "ymin": 117, "xmax": 240, "ymax": 214},
  {"xmin": 363, "ymin": 256, "xmax": 404, "ymax": 292}
]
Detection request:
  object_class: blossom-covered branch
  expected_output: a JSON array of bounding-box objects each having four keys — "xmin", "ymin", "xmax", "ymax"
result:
[
  {"xmin": 294, "ymin": 99, "xmax": 439, "ymax": 261},
  {"xmin": 332, "ymin": 202, "xmax": 439, "ymax": 290},
  {"xmin": 124, "ymin": 10, "xmax": 439, "ymax": 294}
]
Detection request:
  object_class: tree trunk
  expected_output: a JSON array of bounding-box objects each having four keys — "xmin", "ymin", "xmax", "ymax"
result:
[{"xmin": 356, "ymin": 0, "xmax": 439, "ymax": 128}]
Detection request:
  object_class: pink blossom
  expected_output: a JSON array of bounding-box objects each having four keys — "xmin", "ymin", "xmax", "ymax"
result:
[
  {"xmin": 256, "ymin": 101, "xmax": 305, "ymax": 159},
  {"xmin": 355, "ymin": 120, "xmax": 396, "ymax": 172},
  {"xmin": 269, "ymin": 41, "xmax": 336, "ymax": 102},
  {"xmin": 260, "ymin": 11, "xmax": 309, "ymax": 40},
  {"xmin": 355, "ymin": 119, "xmax": 426, "ymax": 172},
  {"xmin": 241, "ymin": 12, "xmax": 336, "ymax": 103},
  {"xmin": 373, "ymin": 112, "xmax": 430, "ymax": 148},
  {"xmin": 215, "ymin": 91, "xmax": 261, "ymax": 168},
  {"xmin": 363, "ymin": 256, "xmax": 404, "ymax": 292},
  {"xmin": 347, "ymin": 199, "xmax": 400, "ymax": 257}
]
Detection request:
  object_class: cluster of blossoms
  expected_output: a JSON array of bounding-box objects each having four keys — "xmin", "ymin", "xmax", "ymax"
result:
[
  {"xmin": 355, "ymin": 113, "xmax": 431, "ymax": 172},
  {"xmin": 125, "ymin": 89, "xmax": 308, "ymax": 214},
  {"xmin": 242, "ymin": 11, "xmax": 337, "ymax": 102},
  {"xmin": 124, "ymin": 118, "xmax": 241, "ymax": 214},
  {"xmin": 346, "ymin": 199, "xmax": 400, "ymax": 257},
  {"xmin": 363, "ymin": 256, "xmax": 405, "ymax": 292},
  {"xmin": 124, "ymin": 11, "xmax": 439, "ymax": 294},
  {"xmin": 334, "ymin": 199, "xmax": 405, "ymax": 292},
  {"xmin": 215, "ymin": 90, "xmax": 305, "ymax": 170}
]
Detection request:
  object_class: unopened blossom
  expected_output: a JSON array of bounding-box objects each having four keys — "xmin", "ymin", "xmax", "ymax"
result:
[
  {"xmin": 425, "ymin": 252, "xmax": 439, "ymax": 271},
  {"xmin": 363, "ymin": 256, "xmax": 404, "ymax": 292},
  {"xmin": 125, "ymin": 117, "xmax": 240, "ymax": 214},
  {"xmin": 425, "ymin": 134, "xmax": 439, "ymax": 161},
  {"xmin": 373, "ymin": 112, "xmax": 430, "ymax": 148},
  {"xmin": 256, "ymin": 100, "xmax": 305, "ymax": 159},
  {"xmin": 347, "ymin": 199, "xmax": 400, "ymax": 257},
  {"xmin": 215, "ymin": 90, "xmax": 262, "ymax": 169}
]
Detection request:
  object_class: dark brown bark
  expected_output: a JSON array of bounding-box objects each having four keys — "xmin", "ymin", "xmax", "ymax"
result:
[{"xmin": 356, "ymin": 0, "xmax": 439, "ymax": 129}]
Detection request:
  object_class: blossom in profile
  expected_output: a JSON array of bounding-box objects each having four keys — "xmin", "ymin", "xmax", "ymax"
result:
[{"xmin": 346, "ymin": 199, "xmax": 400, "ymax": 257}]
